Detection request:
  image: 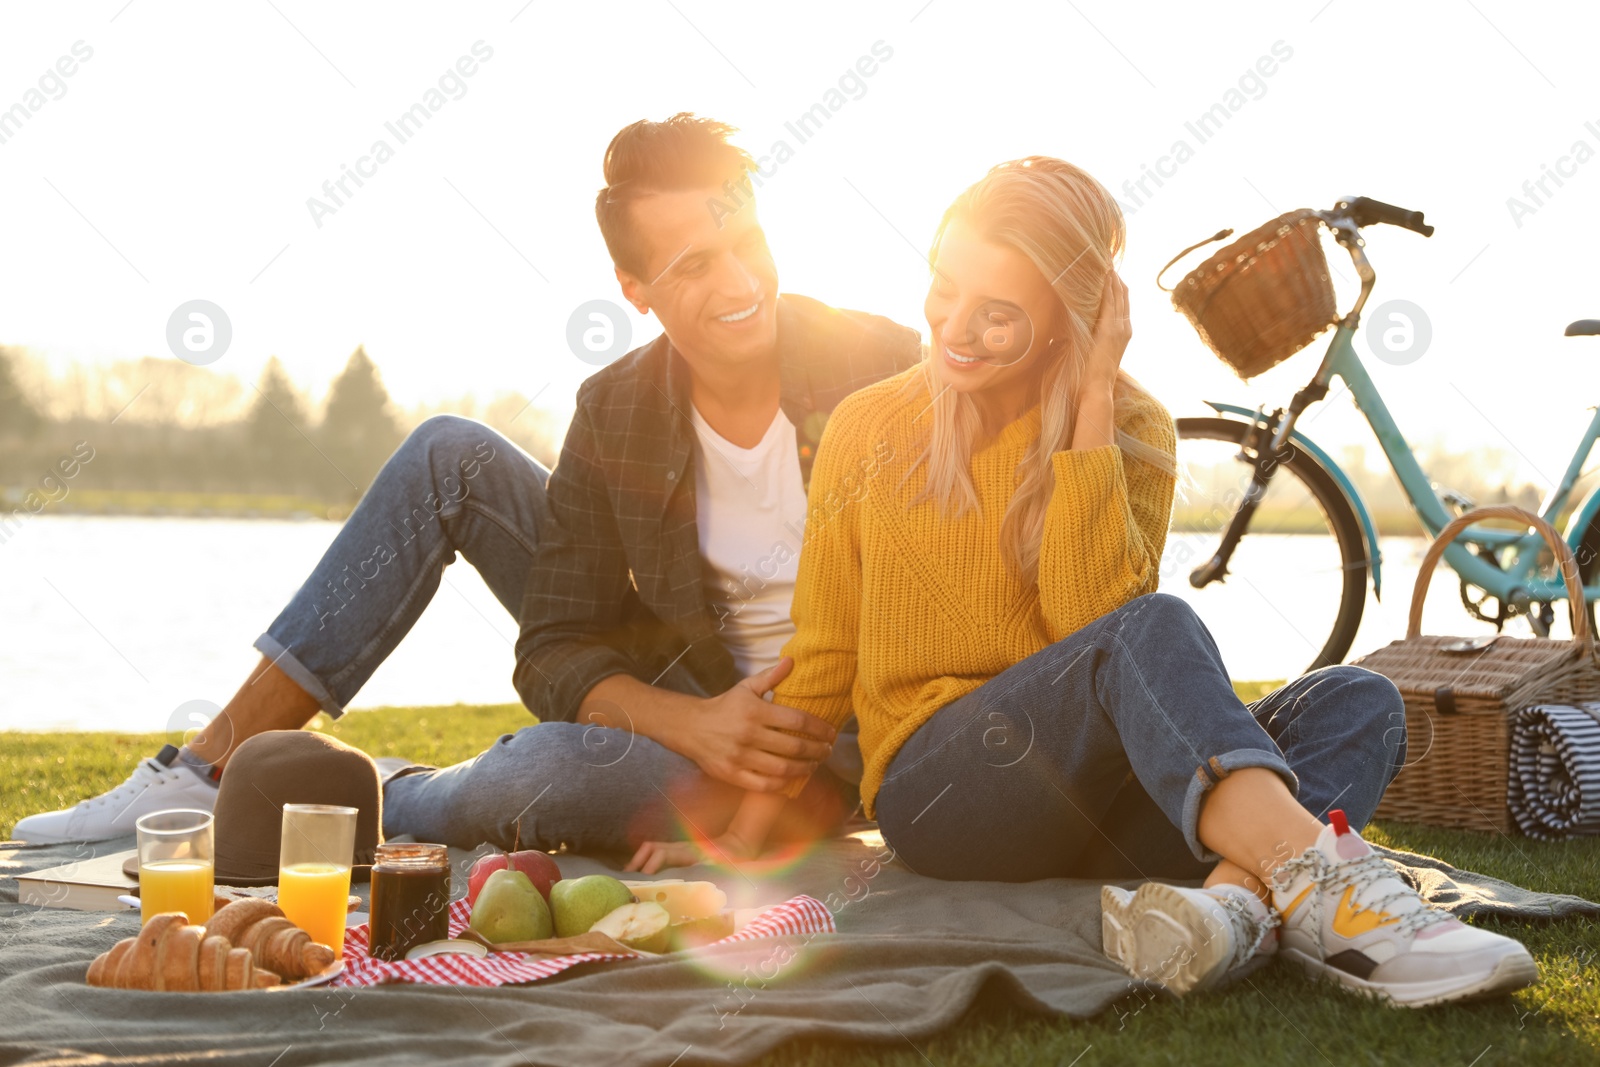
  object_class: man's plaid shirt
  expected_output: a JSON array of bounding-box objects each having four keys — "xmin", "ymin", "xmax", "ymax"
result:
[{"xmin": 514, "ymin": 293, "xmax": 922, "ymax": 721}]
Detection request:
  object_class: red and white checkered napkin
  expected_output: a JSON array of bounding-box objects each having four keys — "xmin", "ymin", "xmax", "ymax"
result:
[{"xmin": 334, "ymin": 894, "xmax": 834, "ymax": 988}]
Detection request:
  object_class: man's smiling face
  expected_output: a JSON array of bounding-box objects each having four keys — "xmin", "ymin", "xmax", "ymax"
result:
[{"xmin": 617, "ymin": 185, "xmax": 780, "ymax": 371}]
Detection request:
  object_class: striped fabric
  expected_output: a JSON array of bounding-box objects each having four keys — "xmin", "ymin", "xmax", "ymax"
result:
[
  {"xmin": 1508, "ymin": 703, "xmax": 1600, "ymax": 840},
  {"xmin": 334, "ymin": 894, "xmax": 835, "ymax": 988}
]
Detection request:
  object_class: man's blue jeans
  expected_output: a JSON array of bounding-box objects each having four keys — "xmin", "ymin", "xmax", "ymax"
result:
[
  {"xmin": 255, "ymin": 415, "xmax": 551, "ymax": 715},
  {"xmin": 873, "ymin": 592, "xmax": 1408, "ymax": 882},
  {"xmin": 381, "ymin": 720, "xmax": 858, "ymax": 852}
]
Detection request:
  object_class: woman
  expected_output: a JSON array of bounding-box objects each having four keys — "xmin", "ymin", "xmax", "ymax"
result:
[{"xmin": 629, "ymin": 158, "xmax": 1537, "ymax": 1008}]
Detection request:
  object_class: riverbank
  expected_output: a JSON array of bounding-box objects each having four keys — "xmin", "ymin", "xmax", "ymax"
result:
[
  {"xmin": 7, "ymin": 488, "xmax": 1439, "ymax": 534},
  {"xmin": 2, "ymin": 487, "xmax": 352, "ymax": 521}
]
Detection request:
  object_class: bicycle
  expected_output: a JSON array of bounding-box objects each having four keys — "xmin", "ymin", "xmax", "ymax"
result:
[{"xmin": 1167, "ymin": 195, "xmax": 1600, "ymax": 678}]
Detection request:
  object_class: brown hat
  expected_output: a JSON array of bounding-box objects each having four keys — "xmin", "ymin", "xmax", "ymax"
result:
[{"xmin": 207, "ymin": 730, "xmax": 382, "ymax": 886}]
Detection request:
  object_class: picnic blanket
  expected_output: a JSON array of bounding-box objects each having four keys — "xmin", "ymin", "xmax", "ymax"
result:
[{"xmin": 2, "ymin": 831, "xmax": 1596, "ymax": 1067}]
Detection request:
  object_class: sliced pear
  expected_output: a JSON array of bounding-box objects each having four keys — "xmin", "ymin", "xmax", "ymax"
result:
[
  {"xmin": 591, "ymin": 901, "xmax": 672, "ymax": 953},
  {"xmin": 667, "ymin": 911, "xmax": 736, "ymax": 951}
]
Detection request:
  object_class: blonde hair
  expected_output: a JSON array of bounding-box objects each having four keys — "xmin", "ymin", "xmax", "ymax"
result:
[{"xmin": 909, "ymin": 156, "xmax": 1175, "ymax": 583}]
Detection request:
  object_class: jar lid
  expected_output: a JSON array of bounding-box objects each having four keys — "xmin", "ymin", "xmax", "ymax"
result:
[{"xmin": 373, "ymin": 842, "xmax": 449, "ymax": 868}]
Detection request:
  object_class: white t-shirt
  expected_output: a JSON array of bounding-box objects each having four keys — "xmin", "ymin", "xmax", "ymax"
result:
[{"xmin": 689, "ymin": 403, "xmax": 808, "ymax": 678}]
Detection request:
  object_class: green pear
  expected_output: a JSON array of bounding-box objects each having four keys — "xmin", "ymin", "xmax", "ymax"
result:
[
  {"xmin": 548, "ymin": 874, "xmax": 635, "ymax": 938},
  {"xmin": 468, "ymin": 868, "xmax": 553, "ymax": 943}
]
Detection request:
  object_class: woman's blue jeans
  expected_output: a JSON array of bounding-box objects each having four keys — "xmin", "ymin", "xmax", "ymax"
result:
[{"xmin": 873, "ymin": 592, "xmax": 1408, "ymax": 882}]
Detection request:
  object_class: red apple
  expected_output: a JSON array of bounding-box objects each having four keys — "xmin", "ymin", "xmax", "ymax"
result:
[{"xmin": 467, "ymin": 849, "xmax": 562, "ymax": 905}]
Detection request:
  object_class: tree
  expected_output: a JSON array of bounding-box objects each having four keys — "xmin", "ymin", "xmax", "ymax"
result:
[
  {"xmin": 0, "ymin": 347, "xmax": 42, "ymax": 437},
  {"xmin": 319, "ymin": 345, "xmax": 402, "ymax": 493},
  {"xmin": 246, "ymin": 357, "xmax": 314, "ymax": 488}
]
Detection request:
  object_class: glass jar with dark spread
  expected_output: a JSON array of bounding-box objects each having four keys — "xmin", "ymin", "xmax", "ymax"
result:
[{"xmin": 368, "ymin": 843, "xmax": 452, "ymax": 961}]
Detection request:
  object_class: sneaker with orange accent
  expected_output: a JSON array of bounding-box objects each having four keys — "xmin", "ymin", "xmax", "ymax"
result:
[{"xmin": 1268, "ymin": 809, "xmax": 1539, "ymax": 1007}]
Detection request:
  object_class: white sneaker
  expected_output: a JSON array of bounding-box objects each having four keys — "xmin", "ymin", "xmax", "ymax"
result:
[
  {"xmin": 13, "ymin": 747, "xmax": 217, "ymax": 843},
  {"xmin": 1101, "ymin": 881, "xmax": 1279, "ymax": 996},
  {"xmin": 1269, "ymin": 809, "xmax": 1539, "ymax": 1008}
]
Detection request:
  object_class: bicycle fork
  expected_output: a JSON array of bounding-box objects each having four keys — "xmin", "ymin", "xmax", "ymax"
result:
[{"xmin": 1189, "ymin": 407, "xmax": 1295, "ymax": 589}]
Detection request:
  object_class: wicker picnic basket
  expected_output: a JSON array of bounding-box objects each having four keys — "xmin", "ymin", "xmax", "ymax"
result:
[
  {"xmin": 1159, "ymin": 209, "xmax": 1338, "ymax": 379},
  {"xmin": 1351, "ymin": 505, "xmax": 1600, "ymax": 833}
]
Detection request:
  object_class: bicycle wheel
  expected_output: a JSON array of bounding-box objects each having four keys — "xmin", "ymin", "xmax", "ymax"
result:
[
  {"xmin": 1168, "ymin": 417, "xmax": 1370, "ymax": 680},
  {"xmin": 1574, "ymin": 510, "xmax": 1600, "ymax": 634}
]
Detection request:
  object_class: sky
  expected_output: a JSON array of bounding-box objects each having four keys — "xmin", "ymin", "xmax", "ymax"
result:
[{"xmin": 3, "ymin": 0, "xmax": 1599, "ymax": 487}]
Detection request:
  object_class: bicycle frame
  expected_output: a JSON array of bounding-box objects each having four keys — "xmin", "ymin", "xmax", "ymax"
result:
[{"xmin": 1209, "ymin": 217, "xmax": 1600, "ymax": 614}]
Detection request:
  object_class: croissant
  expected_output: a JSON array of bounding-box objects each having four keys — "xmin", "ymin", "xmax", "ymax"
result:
[
  {"xmin": 86, "ymin": 913, "xmax": 280, "ymax": 991},
  {"xmin": 205, "ymin": 898, "xmax": 337, "ymax": 980}
]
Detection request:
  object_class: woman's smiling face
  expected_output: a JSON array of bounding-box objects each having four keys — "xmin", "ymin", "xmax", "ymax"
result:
[{"xmin": 923, "ymin": 215, "xmax": 1066, "ymax": 410}]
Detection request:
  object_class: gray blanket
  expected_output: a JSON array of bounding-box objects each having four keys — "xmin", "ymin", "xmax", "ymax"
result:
[{"xmin": 2, "ymin": 832, "xmax": 1595, "ymax": 1067}]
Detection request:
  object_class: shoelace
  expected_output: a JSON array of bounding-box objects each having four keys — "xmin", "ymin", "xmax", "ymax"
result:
[
  {"xmin": 77, "ymin": 762, "xmax": 175, "ymax": 810},
  {"xmin": 1271, "ymin": 849, "xmax": 1453, "ymax": 945},
  {"xmin": 1215, "ymin": 892, "xmax": 1281, "ymax": 969}
]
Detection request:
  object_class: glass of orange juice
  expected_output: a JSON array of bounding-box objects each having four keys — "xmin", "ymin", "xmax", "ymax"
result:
[
  {"xmin": 135, "ymin": 809, "xmax": 215, "ymax": 926},
  {"xmin": 277, "ymin": 803, "xmax": 357, "ymax": 959}
]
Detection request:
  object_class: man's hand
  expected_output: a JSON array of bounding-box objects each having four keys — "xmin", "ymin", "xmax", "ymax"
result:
[
  {"xmin": 580, "ymin": 659, "xmax": 838, "ymax": 793},
  {"xmin": 678, "ymin": 658, "xmax": 837, "ymax": 792}
]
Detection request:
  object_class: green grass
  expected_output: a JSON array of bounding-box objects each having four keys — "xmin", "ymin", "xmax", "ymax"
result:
[
  {"xmin": 0, "ymin": 703, "xmax": 533, "ymax": 839},
  {"xmin": 5, "ymin": 693, "xmax": 1598, "ymax": 1066}
]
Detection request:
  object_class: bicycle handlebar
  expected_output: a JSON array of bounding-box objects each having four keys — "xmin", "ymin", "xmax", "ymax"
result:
[{"xmin": 1330, "ymin": 195, "xmax": 1435, "ymax": 237}]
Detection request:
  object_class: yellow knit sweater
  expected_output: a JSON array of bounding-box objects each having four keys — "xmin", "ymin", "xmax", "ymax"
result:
[{"xmin": 773, "ymin": 367, "xmax": 1178, "ymax": 817}]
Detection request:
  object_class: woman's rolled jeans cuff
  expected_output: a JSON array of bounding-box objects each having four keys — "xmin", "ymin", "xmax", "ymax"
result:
[{"xmin": 1183, "ymin": 748, "xmax": 1299, "ymax": 863}]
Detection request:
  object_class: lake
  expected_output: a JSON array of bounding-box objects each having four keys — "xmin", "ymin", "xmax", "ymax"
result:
[
  {"xmin": 1, "ymin": 516, "xmax": 1520, "ymax": 734},
  {"xmin": 2, "ymin": 515, "xmax": 523, "ymax": 734}
]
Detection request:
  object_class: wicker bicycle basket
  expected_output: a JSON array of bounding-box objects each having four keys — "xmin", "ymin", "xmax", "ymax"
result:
[
  {"xmin": 1350, "ymin": 505, "xmax": 1600, "ymax": 833},
  {"xmin": 1163, "ymin": 209, "xmax": 1338, "ymax": 379}
]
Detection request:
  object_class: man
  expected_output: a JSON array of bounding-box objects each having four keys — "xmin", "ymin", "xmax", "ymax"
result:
[{"xmin": 15, "ymin": 113, "xmax": 920, "ymax": 847}]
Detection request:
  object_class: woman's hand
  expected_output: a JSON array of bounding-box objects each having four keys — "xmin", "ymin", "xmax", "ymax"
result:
[
  {"xmin": 624, "ymin": 840, "xmax": 705, "ymax": 874},
  {"xmin": 1080, "ymin": 269, "xmax": 1131, "ymax": 390},
  {"xmin": 1068, "ymin": 271, "xmax": 1130, "ymax": 452},
  {"xmin": 625, "ymin": 830, "xmax": 760, "ymax": 875}
]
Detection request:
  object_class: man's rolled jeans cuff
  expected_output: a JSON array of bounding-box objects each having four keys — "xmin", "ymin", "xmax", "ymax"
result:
[
  {"xmin": 253, "ymin": 633, "xmax": 347, "ymax": 719},
  {"xmin": 1180, "ymin": 748, "xmax": 1299, "ymax": 863}
]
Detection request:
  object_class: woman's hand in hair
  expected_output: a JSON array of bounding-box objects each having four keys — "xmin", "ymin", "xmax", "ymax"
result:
[
  {"xmin": 1080, "ymin": 269, "xmax": 1131, "ymax": 390},
  {"xmin": 1069, "ymin": 271, "xmax": 1130, "ymax": 452}
]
